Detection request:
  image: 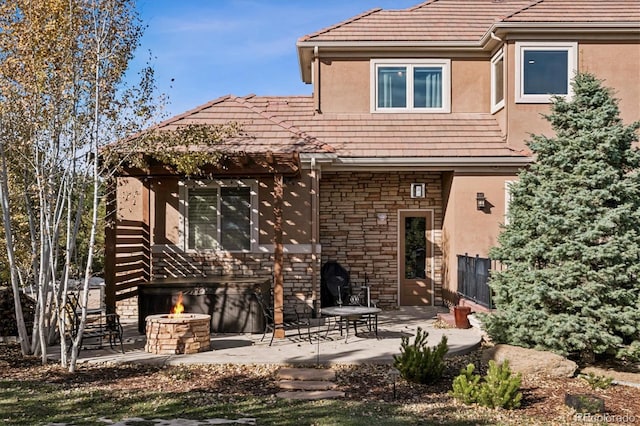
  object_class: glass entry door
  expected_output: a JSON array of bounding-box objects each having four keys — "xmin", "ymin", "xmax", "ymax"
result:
[{"xmin": 399, "ymin": 211, "xmax": 433, "ymax": 305}]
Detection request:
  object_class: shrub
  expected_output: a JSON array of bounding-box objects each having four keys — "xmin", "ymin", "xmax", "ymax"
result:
[
  {"xmin": 450, "ymin": 363, "xmax": 481, "ymax": 404},
  {"xmin": 393, "ymin": 327, "xmax": 448, "ymax": 384},
  {"xmin": 450, "ymin": 360, "xmax": 522, "ymax": 410},
  {"xmin": 478, "ymin": 360, "xmax": 523, "ymax": 409},
  {"xmin": 580, "ymin": 372, "xmax": 613, "ymax": 390},
  {"xmin": 485, "ymin": 73, "xmax": 640, "ymax": 361},
  {"xmin": 617, "ymin": 341, "xmax": 640, "ymax": 363}
]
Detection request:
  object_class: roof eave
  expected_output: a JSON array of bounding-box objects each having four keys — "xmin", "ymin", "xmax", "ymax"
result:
[
  {"xmin": 483, "ymin": 21, "xmax": 640, "ymax": 44},
  {"xmin": 304, "ymin": 155, "xmax": 534, "ymax": 172}
]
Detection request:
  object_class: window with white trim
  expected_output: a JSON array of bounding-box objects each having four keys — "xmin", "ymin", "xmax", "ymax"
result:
[
  {"xmin": 491, "ymin": 49, "xmax": 505, "ymax": 113},
  {"xmin": 371, "ymin": 59, "xmax": 451, "ymax": 112},
  {"xmin": 181, "ymin": 180, "xmax": 258, "ymax": 252},
  {"xmin": 515, "ymin": 42, "xmax": 577, "ymax": 103}
]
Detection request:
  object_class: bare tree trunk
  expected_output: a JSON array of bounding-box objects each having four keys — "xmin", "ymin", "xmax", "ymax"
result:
[
  {"xmin": 0, "ymin": 0, "xmax": 156, "ymax": 370},
  {"xmin": 0, "ymin": 142, "xmax": 30, "ymax": 354},
  {"xmin": 68, "ymin": 37, "xmax": 101, "ymax": 372}
]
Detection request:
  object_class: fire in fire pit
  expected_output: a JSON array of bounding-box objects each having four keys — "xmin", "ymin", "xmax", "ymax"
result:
[
  {"xmin": 144, "ymin": 292, "xmax": 211, "ymax": 355},
  {"xmin": 169, "ymin": 291, "xmax": 185, "ymax": 317}
]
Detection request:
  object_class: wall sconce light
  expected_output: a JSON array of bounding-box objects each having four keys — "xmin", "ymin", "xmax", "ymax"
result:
[
  {"xmin": 476, "ymin": 192, "xmax": 486, "ymax": 210},
  {"xmin": 376, "ymin": 212, "xmax": 388, "ymax": 225},
  {"xmin": 410, "ymin": 183, "xmax": 425, "ymax": 198}
]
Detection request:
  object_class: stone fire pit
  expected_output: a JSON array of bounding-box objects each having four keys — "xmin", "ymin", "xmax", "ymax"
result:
[{"xmin": 145, "ymin": 313, "xmax": 211, "ymax": 355}]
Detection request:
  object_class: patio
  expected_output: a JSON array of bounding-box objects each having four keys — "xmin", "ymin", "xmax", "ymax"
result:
[{"xmin": 49, "ymin": 306, "xmax": 482, "ymax": 366}]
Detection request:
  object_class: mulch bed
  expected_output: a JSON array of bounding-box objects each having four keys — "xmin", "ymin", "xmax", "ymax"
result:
[{"xmin": 1, "ymin": 343, "xmax": 638, "ymax": 424}]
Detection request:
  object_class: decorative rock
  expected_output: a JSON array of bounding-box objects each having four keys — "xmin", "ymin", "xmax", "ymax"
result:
[
  {"xmin": 565, "ymin": 393, "xmax": 605, "ymax": 413},
  {"xmin": 0, "ymin": 287, "xmax": 36, "ymax": 336},
  {"xmin": 482, "ymin": 344, "xmax": 578, "ymax": 377}
]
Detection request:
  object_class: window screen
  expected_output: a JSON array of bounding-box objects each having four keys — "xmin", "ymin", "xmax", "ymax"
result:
[{"xmin": 188, "ymin": 188, "xmax": 218, "ymax": 250}]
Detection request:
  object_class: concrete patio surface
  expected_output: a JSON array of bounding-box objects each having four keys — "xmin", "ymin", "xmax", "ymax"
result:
[{"xmin": 50, "ymin": 306, "xmax": 483, "ymax": 366}]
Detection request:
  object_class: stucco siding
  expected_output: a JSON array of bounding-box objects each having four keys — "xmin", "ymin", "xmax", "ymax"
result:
[
  {"xmin": 441, "ymin": 173, "xmax": 518, "ymax": 301},
  {"xmin": 317, "ymin": 57, "xmax": 491, "ymax": 114},
  {"xmin": 505, "ymin": 41, "xmax": 640, "ymax": 151}
]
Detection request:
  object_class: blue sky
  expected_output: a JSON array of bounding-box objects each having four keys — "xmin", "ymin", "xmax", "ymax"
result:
[{"xmin": 132, "ymin": 0, "xmax": 419, "ymax": 118}]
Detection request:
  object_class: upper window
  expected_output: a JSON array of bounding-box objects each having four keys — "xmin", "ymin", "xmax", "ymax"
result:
[
  {"xmin": 371, "ymin": 59, "xmax": 451, "ymax": 113},
  {"xmin": 180, "ymin": 179, "xmax": 258, "ymax": 252},
  {"xmin": 515, "ymin": 42, "xmax": 577, "ymax": 103},
  {"xmin": 491, "ymin": 49, "xmax": 505, "ymax": 113}
]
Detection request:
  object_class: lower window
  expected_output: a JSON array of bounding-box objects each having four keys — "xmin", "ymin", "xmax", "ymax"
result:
[{"xmin": 182, "ymin": 180, "xmax": 256, "ymax": 252}]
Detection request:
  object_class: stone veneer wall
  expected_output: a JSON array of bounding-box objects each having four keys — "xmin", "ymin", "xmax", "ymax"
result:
[
  {"xmin": 115, "ymin": 171, "xmax": 444, "ymax": 317},
  {"xmin": 116, "ymin": 249, "xmax": 318, "ymax": 319},
  {"xmin": 117, "ymin": 296, "xmax": 138, "ymax": 320},
  {"xmin": 320, "ymin": 171, "xmax": 443, "ymax": 307}
]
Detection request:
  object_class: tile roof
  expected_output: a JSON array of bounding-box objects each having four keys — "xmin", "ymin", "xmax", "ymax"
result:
[
  {"xmin": 152, "ymin": 95, "xmax": 333, "ymax": 155},
  {"xmin": 299, "ymin": 0, "xmax": 640, "ymax": 44},
  {"xmin": 154, "ymin": 95, "xmax": 526, "ymax": 159},
  {"xmin": 503, "ymin": 0, "xmax": 640, "ymax": 22}
]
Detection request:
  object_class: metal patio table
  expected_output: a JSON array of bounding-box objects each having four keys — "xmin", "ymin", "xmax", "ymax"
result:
[{"xmin": 321, "ymin": 305, "xmax": 382, "ymax": 342}]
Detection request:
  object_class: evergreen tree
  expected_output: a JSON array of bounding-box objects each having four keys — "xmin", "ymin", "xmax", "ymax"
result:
[{"xmin": 484, "ymin": 73, "xmax": 640, "ymax": 362}]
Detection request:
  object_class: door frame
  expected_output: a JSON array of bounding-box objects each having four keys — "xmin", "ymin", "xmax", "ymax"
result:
[{"xmin": 397, "ymin": 209, "xmax": 435, "ymax": 307}]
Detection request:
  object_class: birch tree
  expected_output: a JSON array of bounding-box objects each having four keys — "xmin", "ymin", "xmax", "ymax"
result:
[{"xmin": 0, "ymin": 0, "xmax": 159, "ymax": 371}]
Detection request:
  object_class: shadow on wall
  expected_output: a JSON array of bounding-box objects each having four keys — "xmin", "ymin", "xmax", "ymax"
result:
[{"xmin": 114, "ymin": 219, "xmax": 150, "ymax": 304}]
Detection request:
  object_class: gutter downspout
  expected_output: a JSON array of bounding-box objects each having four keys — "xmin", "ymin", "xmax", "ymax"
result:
[
  {"xmin": 314, "ymin": 46, "xmax": 321, "ymax": 113},
  {"xmin": 310, "ymin": 157, "xmax": 320, "ymax": 316}
]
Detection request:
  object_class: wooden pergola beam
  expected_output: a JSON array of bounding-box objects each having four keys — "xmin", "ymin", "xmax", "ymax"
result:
[
  {"xmin": 104, "ymin": 179, "xmax": 117, "ymax": 314},
  {"xmin": 272, "ymin": 173, "xmax": 285, "ymax": 338},
  {"xmin": 117, "ymin": 153, "xmax": 300, "ymax": 178}
]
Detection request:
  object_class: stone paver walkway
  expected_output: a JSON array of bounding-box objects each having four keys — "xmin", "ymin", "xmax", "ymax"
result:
[{"xmin": 275, "ymin": 367, "xmax": 345, "ymax": 399}]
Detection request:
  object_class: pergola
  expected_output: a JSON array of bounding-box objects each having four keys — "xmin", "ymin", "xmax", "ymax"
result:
[{"xmin": 103, "ymin": 151, "xmax": 303, "ymax": 339}]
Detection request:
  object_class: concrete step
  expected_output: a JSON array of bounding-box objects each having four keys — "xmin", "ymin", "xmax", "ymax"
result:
[
  {"xmin": 276, "ymin": 390, "xmax": 345, "ymax": 400},
  {"xmin": 277, "ymin": 367, "xmax": 335, "ymax": 381},
  {"xmin": 278, "ymin": 380, "xmax": 337, "ymax": 390},
  {"xmin": 275, "ymin": 368, "xmax": 342, "ymax": 400}
]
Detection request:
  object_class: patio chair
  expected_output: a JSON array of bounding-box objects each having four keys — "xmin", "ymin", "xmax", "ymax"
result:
[
  {"xmin": 252, "ymin": 292, "xmax": 310, "ymax": 346},
  {"xmin": 63, "ymin": 294, "xmax": 124, "ymax": 354},
  {"xmin": 346, "ymin": 284, "xmax": 378, "ymax": 335}
]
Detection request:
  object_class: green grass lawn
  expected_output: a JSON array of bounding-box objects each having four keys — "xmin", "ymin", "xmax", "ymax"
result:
[
  {"xmin": 5, "ymin": 344, "xmax": 621, "ymax": 425},
  {"xmin": 1, "ymin": 380, "xmax": 493, "ymax": 425}
]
